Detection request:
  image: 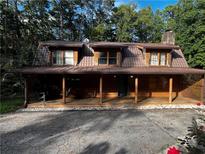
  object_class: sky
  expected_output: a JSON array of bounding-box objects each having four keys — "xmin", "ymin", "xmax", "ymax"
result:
[{"xmin": 115, "ymin": 0, "xmax": 178, "ymax": 12}]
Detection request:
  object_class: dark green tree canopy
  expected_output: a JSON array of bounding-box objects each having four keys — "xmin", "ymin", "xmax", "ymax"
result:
[{"xmin": 1, "ymin": 0, "xmax": 205, "ymax": 69}]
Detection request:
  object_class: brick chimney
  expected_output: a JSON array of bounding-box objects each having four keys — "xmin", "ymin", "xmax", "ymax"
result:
[{"xmin": 161, "ymin": 30, "xmax": 175, "ymax": 45}]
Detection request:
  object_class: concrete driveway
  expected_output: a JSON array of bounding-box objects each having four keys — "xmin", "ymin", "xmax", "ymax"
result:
[{"xmin": 0, "ymin": 109, "xmax": 200, "ymax": 154}]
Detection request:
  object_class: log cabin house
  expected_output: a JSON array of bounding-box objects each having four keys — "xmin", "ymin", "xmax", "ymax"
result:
[{"xmin": 18, "ymin": 31, "xmax": 205, "ymax": 108}]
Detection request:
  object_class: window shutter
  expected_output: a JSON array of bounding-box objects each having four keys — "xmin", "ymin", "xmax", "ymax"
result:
[
  {"xmin": 117, "ymin": 52, "xmax": 121, "ymax": 66},
  {"xmin": 94, "ymin": 52, "xmax": 99, "ymax": 65}
]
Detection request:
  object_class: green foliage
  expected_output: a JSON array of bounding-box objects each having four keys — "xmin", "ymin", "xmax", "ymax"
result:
[
  {"xmin": 178, "ymin": 116, "xmax": 205, "ymax": 154},
  {"xmin": 1, "ymin": 0, "xmax": 205, "ymax": 98},
  {"xmin": 112, "ymin": 4, "xmax": 137, "ymax": 42},
  {"xmin": 0, "ymin": 98, "xmax": 24, "ymax": 114},
  {"xmin": 135, "ymin": 7, "xmax": 164, "ymax": 42},
  {"xmin": 163, "ymin": 0, "xmax": 205, "ymax": 69}
]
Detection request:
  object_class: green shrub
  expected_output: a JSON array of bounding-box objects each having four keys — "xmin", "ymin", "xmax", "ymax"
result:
[{"xmin": 0, "ymin": 98, "xmax": 24, "ymax": 114}]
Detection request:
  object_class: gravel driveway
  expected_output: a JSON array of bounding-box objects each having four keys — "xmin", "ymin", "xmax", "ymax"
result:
[{"xmin": 0, "ymin": 109, "xmax": 200, "ymax": 154}]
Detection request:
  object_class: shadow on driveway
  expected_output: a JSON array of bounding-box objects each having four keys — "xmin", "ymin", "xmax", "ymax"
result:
[{"xmin": 1, "ymin": 110, "xmax": 142, "ymax": 153}]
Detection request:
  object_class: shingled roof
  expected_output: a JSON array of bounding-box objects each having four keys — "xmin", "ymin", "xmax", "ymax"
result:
[
  {"xmin": 39, "ymin": 41, "xmax": 135, "ymax": 48},
  {"xmin": 121, "ymin": 46, "xmax": 188, "ymax": 68},
  {"xmin": 136, "ymin": 43, "xmax": 180, "ymax": 49},
  {"xmin": 17, "ymin": 66, "xmax": 205, "ymax": 75},
  {"xmin": 19, "ymin": 41, "xmax": 203, "ymax": 75}
]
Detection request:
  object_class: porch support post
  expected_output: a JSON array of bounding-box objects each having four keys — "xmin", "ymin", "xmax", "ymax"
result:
[
  {"xmin": 24, "ymin": 78, "xmax": 28, "ymax": 107},
  {"xmin": 99, "ymin": 76, "xmax": 103, "ymax": 103},
  {"xmin": 135, "ymin": 77, "xmax": 138, "ymax": 103},
  {"xmin": 169, "ymin": 77, "xmax": 173, "ymax": 103},
  {"xmin": 62, "ymin": 76, "xmax": 66, "ymax": 104},
  {"xmin": 201, "ymin": 74, "xmax": 205, "ymax": 104}
]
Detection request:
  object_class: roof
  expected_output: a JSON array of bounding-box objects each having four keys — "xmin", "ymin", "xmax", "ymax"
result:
[
  {"xmin": 39, "ymin": 41, "xmax": 83, "ymax": 48},
  {"xmin": 121, "ymin": 46, "xmax": 188, "ymax": 68},
  {"xmin": 16, "ymin": 66, "xmax": 205, "ymax": 75},
  {"xmin": 39, "ymin": 41, "xmax": 180, "ymax": 49},
  {"xmin": 172, "ymin": 49, "xmax": 189, "ymax": 67},
  {"xmin": 39, "ymin": 41, "xmax": 135, "ymax": 48},
  {"xmin": 122, "ymin": 46, "xmax": 146, "ymax": 67},
  {"xmin": 136, "ymin": 43, "xmax": 180, "ymax": 49},
  {"xmin": 89, "ymin": 42, "xmax": 135, "ymax": 48}
]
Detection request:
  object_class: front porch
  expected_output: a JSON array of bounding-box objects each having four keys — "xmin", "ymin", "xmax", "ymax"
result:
[
  {"xmin": 24, "ymin": 74, "xmax": 204, "ymax": 109},
  {"xmin": 27, "ymin": 96, "xmax": 201, "ymax": 109}
]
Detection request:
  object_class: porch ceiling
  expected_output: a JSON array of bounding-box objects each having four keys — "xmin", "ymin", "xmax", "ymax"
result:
[{"xmin": 16, "ymin": 66, "xmax": 205, "ymax": 75}]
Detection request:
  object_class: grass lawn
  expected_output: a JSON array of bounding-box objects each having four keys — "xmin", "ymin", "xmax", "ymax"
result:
[{"xmin": 0, "ymin": 98, "xmax": 24, "ymax": 114}]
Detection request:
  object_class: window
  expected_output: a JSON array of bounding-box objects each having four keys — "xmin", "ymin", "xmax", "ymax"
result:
[
  {"xmin": 160, "ymin": 52, "xmax": 166, "ymax": 66},
  {"xmin": 98, "ymin": 52, "xmax": 107, "ymax": 64},
  {"xmin": 109, "ymin": 52, "xmax": 117, "ymax": 64},
  {"xmin": 98, "ymin": 51, "xmax": 117, "ymax": 65},
  {"xmin": 53, "ymin": 50, "xmax": 74, "ymax": 65},
  {"xmin": 65, "ymin": 51, "xmax": 74, "ymax": 65},
  {"xmin": 150, "ymin": 52, "xmax": 158, "ymax": 65},
  {"xmin": 53, "ymin": 51, "xmax": 63, "ymax": 65}
]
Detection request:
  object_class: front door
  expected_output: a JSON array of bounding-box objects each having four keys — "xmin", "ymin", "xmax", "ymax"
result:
[{"xmin": 118, "ymin": 76, "xmax": 128, "ymax": 97}]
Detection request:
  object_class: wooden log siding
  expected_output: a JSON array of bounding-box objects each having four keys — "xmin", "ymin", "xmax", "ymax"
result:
[
  {"xmin": 169, "ymin": 77, "xmax": 173, "ymax": 103},
  {"xmin": 145, "ymin": 51, "xmax": 150, "ymax": 65},
  {"xmin": 74, "ymin": 50, "xmax": 78, "ymax": 65},
  {"xmin": 158, "ymin": 52, "xmax": 160, "ymax": 65},
  {"xmin": 94, "ymin": 51, "xmax": 100, "ymax": 65},
  {"xmin": 167, "ymin": 52, "xmax": 172, "ymax": 67},
  {"xmin": 62, "ymin": 76, "xmax": 66, "ymax": 104},
  {"xmin": 135, "ymin": 77, "xmax": 138, "ymax": 103},
  {"xmin": 24, "ymin": 78, "xmax": 28, "ymax": 107},
  {"xmin": 117, "ymin": 51, "xmax": 121, "ymax": 66}
]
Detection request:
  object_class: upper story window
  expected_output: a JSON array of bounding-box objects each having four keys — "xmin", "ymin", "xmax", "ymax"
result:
[
  {"xmin": 109, "ymin": 52, "xmax": 117, "ymax": 64},
  {"xmin": 53, "ymin": 51, "xmax": 63, "ymax": 65},
  {"xmin": 65, "ymin": 51, "xmax": 74, "ymax": 65},
  {"xmin": 53, "ymin": 50, "xmax": 74, "ymax": 65},
  {"xmin": 98, "ymin": 51, "xmax": 117, "ymax": 65},
  {"xmin": 150, "ymin": 51, "xmax": 167, "ymax": 66},
  {"xmin": 99, "ymin": 52, "xmax": 107, "ymax": 64},
  {"xmin": 160, "ymin": 52, "xmax": 166, "ymax": 66},
  {"xmin": 150, "ymin": 52, "xmax": 158, "ymax": 65}
]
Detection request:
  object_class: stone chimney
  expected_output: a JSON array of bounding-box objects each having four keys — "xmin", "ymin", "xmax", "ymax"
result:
[{"xmin": 161, "ymin": 30, "xmax": 175, "ymax": 45}]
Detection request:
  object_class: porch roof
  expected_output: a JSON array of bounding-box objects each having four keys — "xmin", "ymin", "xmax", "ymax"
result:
[{"xmin": 16, "ymin": 66, "xmax": 205, "ymax": 75}]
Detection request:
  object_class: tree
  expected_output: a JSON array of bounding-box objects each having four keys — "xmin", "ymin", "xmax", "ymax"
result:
[
  {"xmin": 82, "ymin": 0, "xmax": 115, "ymax": 41},
  {"xmin": 112, "ymin": 4, "xmax": 137, "ymax": 42},
  {"xmin": 135, "ymin": 7, "xmax": 164, "ymax": 42},
  {"xmin": 163, "ymin": 0, "xmax": 205, "ymax": 68}
]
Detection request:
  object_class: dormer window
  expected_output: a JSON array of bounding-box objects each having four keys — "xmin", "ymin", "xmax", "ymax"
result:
[
  {"xmin": 65, "ymin": 51, "xmax": 74, "ymax": 65},
  {"xmin": 160, "ymin": 52, "xmax": 166, "ymax": 66},
  {"xmin": 53, "ymin": 51, "xmax": 63, "ymax": 65},
  {"xmin": 109, "ymin": 52, "xmax": 117, "ymax": 64},
  {"xmin": 99, "ymin": 52, "xmax": 107, "ymax": 64},
  {"xmin": 53, "ymin": 50, "xmax": 74, "ymax": 65},
  {"xmin": 150, "ymin": 52, "xmax": 158, "ymax": 65},
  {"xmin": 98, "ymin": 51, "xmax": 117, "ymax": 65},
  {"xmin": 150, "ymin": 51, "xmax": 167, "ymax": 66}
]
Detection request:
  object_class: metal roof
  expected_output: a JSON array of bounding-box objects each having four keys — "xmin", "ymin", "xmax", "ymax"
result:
[
  {"xmin": 136, "ymin": 43, "xmax": 180, "ymax": 49},
  {"xmin": 39, "ymin": 41, "xmax": 180, "ymax": 49},
  {"xmin": 16, "ymin": 66, "xmax": 205, "ymax": 75}
]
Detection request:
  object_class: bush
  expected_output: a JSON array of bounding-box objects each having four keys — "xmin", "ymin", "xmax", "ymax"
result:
[
  {"xmin": 0, "ymin": 98, "xmax": 24, "ymax": 114},
  {"xmin": 178, "ymin": 115, "xmax": 205, "ymax": 154}
]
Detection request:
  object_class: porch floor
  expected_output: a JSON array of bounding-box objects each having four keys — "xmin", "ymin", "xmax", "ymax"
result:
[{"xmin": 27, "ymin": 96, "xmax": 200, "ymax": 108}]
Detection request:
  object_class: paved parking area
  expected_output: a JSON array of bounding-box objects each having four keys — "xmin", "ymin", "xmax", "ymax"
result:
[{"xmin": 0, "ymin": 109, "xmax": 200, "ymax": 154}]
